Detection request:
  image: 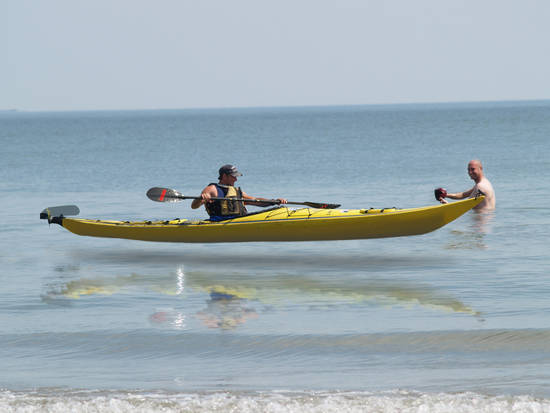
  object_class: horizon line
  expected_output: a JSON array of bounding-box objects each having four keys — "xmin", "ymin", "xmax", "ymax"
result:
[{"xmin": 2, "ymin": 97, "xmax": 550, "ymax": 114}]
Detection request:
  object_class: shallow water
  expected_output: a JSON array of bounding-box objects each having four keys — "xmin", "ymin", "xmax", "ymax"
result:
[{"xmin": 1, "ymin": 101, "xmax": 550, "ymax": 410}]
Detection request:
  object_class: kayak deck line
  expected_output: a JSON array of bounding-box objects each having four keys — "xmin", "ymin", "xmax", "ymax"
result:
[
  {"xmin": 40, "ymin": 197, "xmax": 484, "ymax": 243},
  {"xmin": 50, "ymin": 206, "xmax": 403, "ymax": 227},
  {"xmin": 57, "ymin": 207, "xmax": 402, "ymax": 228}
]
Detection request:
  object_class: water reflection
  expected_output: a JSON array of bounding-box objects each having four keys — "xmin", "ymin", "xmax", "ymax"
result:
[
  {"xmin": 149, "ymin": 308, "xmax": 187, "ymax": 330},
  {"xmin": 472, "ymin": 210, "xmax": 494, "ymax": 234},
  {"xmin": 44, "ymin": 264, "xmax": 481, "ymax": 324},
  {"xmin": 44, "ymin": 272, "xmax": 185, "ymax": 299},
  {"xmin": 446, "ymin": 210, "xmax": 494, "ymax": 250},
  {"xmin": 196, "ymin": 290, "xmax": 258, "ymax": 330},
  {"xmin": 186, "ymin": 269, "xmax": 481, "ymax": 317}
]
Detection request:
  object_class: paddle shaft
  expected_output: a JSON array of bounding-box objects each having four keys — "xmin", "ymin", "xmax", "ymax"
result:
[
  {"xmin": 147, "ymin": 187, "xmax": 340, "ymax": 209},
  {"xmin": 172, "ymin": 194, "xmax": 333, "ymax": 209}
]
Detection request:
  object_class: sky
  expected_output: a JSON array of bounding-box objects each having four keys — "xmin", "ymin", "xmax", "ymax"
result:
[{"xmin": 3, "ymin": 0, "xmax": 550, "ymax": 111}]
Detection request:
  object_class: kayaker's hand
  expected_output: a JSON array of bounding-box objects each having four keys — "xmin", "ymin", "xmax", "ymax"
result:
[
  {"xmin": 277, "ymin": 198, "xmax": 287, "ymax": 204},
  {"xmin": 192, "ymin": 186, "xmax": 217, "ymax": 209},
  {"xmin": 434, "ymin": 188, "xmax": 447, "ymax": 202}
]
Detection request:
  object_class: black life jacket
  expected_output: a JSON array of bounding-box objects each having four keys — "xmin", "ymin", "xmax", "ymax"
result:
[{"xmin": 205, "ymin": 183, "xmax": 248, "ymax": 218}]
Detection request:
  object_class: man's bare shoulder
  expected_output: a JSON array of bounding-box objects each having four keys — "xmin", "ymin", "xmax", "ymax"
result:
[{"xmin": 478, "ymin": 177, "xmax": 494, "ymax": 194}]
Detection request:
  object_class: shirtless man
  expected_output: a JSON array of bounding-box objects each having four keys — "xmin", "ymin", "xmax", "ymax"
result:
[{"xmin": 438, "ymin": 160, "xmax": 495, "ymax": 211}]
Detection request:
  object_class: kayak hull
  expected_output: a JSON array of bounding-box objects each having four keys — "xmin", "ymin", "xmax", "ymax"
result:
[{"xmin": 53, "ymin": 197, "xmax": 484, "ymax": 243}]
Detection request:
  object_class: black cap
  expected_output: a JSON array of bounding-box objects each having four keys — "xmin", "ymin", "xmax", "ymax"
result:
[{"xmin": 218, "ymin": 164, "xmax": 243, "ymax": 179}]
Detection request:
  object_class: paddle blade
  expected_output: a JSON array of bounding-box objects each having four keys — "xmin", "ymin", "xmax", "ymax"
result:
[
  {"xmin": 302, "ymin": 201, "xmax": 341, "ymax": 209},
  {"xmin": 147, "ymin": 187, "xmax": 185, "ymax": 202},
  {"xmin": 40, "ymin": 205, "xmax": 80, "ymax": 220}
]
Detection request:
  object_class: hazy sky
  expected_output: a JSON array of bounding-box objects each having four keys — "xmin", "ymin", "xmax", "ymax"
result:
[{"xmin": 3, "ymin": 0, "xmax": 550, "ymax": 111}]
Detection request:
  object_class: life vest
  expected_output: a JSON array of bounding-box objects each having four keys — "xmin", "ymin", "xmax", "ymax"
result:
[{"xmin": 205, "ymin": 183, "xmax": 248, "ymax": 219}]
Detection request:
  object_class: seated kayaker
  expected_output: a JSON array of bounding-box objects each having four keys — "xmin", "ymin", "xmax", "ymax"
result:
[{"xmin": 191, "ymin": 164, "xmax": 287, "ymax": 221}]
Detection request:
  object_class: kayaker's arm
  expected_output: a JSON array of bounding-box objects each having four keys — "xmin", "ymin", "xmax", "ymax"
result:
[
  {"xmin": 446, "ymin": 187, "xmax": 474, "ymax": 200},
  {"xmin": 191, "ymin": 185, "xmax": 218, "ymax": 209},
  {"xmin": 241, "ymin": 191, "xmax": 287, "ymax": 207},
  {"xmin": 439, "ymin": 187, "xmax": 474, "ymax": 204}
]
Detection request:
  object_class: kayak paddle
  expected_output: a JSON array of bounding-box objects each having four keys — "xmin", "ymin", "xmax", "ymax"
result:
[
  {"xmin": 146, "ymin": 187, "xmax": 341, "ymax": 209},
  {"xmin": 40, "ymin": 205, "xmax": 80, "ymax": 220},
  {"xmin": 40, "ymin": 205, "xmax": 80, "ymax": 224}
]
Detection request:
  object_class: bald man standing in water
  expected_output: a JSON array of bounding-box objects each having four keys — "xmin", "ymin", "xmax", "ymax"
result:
[{"xmin": 438, "ymin": 160, "xmax": 496, "ymax": 210}]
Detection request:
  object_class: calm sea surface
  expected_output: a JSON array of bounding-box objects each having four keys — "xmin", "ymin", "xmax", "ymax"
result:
[{"xmin": 1, "ymin": 101, "xmax": 550, "ymax": 411}]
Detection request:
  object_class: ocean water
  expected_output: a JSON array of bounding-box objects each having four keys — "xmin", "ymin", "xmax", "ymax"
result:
[{"xmin": 1, "ymin": 101, "xmax": 550, "ymax": 412}]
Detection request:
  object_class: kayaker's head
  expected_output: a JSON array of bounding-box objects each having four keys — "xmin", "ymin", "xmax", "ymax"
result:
[
  {"xmin": 467, "ymin": 160, "xmax": 484, "ymax": 183},
  {"xmin": 218, "ymin": 164, "xmax": 242, "ymax": 185}
]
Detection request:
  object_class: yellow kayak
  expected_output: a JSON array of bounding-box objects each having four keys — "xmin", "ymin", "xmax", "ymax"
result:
[{"xmin": 41, "ymin": 197, "xmax": 483, "ymax": 243}]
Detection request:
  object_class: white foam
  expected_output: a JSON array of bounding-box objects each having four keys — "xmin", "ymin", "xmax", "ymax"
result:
[{"xmin": 2, "ymin": 390, "xmax": 550, "ymax": 413}]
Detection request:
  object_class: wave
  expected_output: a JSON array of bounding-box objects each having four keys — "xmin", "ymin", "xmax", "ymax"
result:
[
  {"xmin": 3, "ymin": 329, "xmax": 550, "ymax": 357},
  {"xmin": 2, "ymin": 389, "xmax": 550, "ymax": 412}
]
